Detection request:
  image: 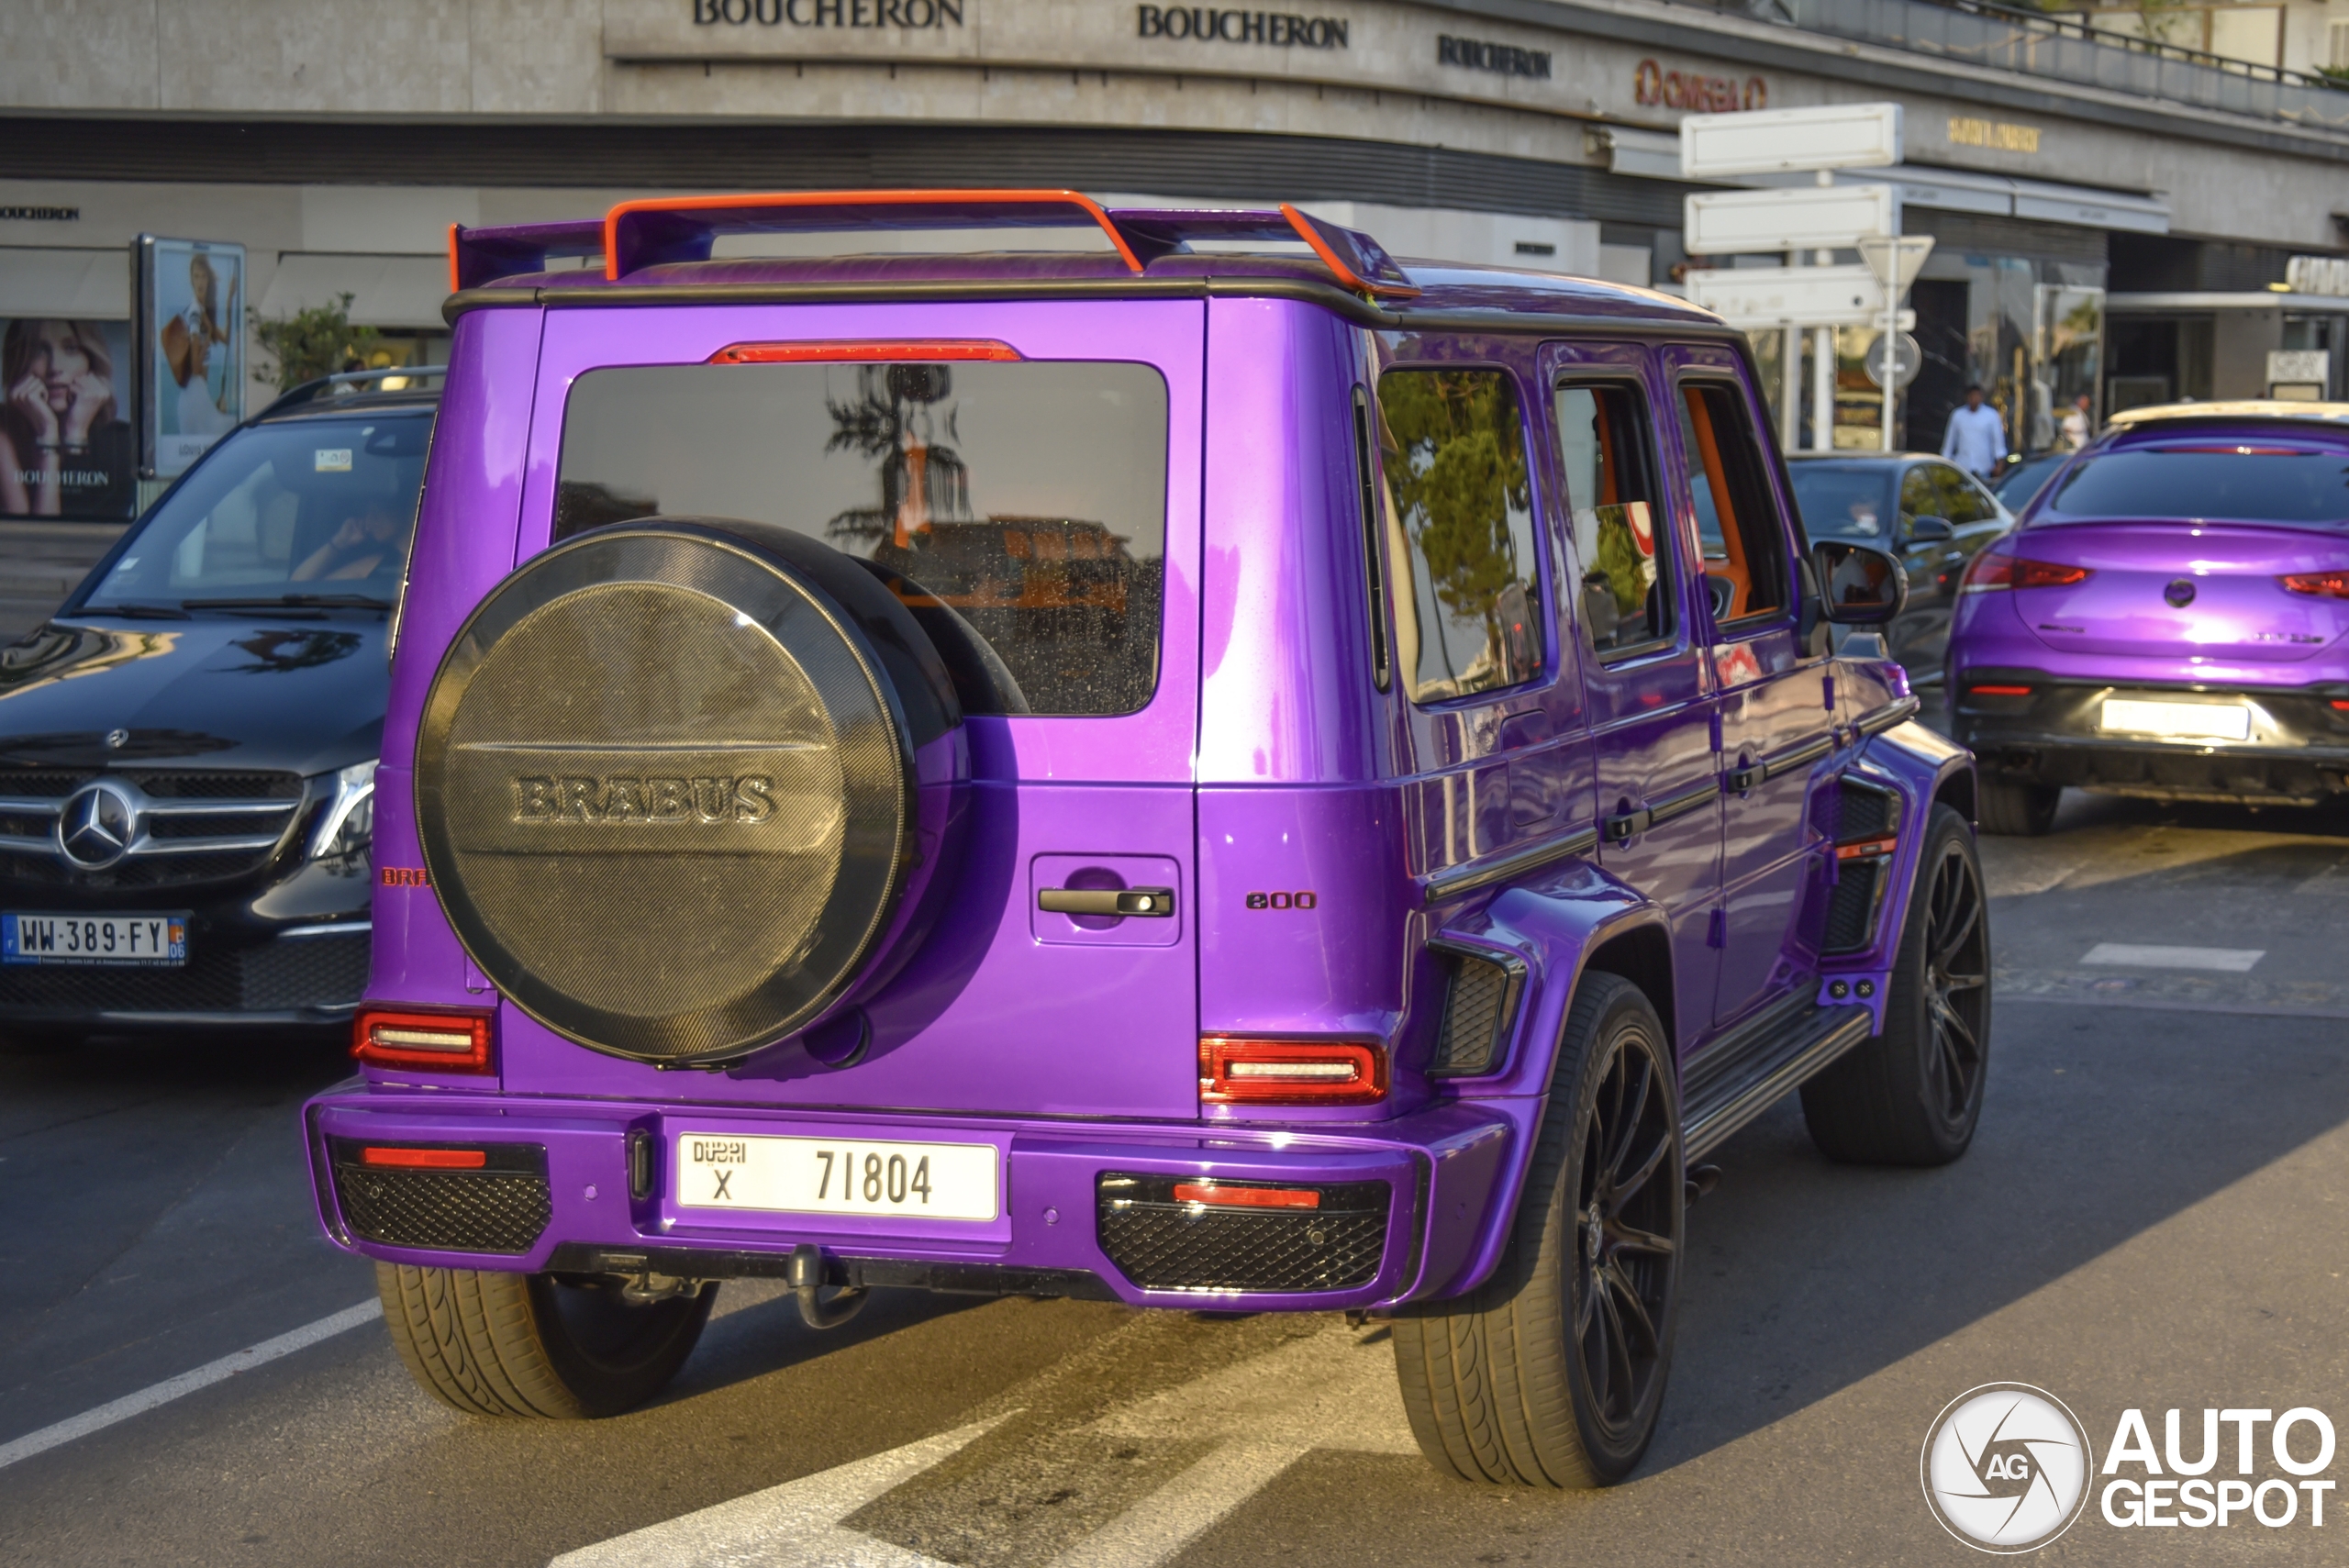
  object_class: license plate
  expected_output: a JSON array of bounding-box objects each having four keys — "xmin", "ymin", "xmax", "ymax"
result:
[
  {"xmin": 674, "ymin": 1131, "xmax": 999, "ymax": 1221},
  {"xmin": 2099, "ymin": 698, "xmax": 2252, "ymax": 741},
  {"xmin": 1, "ymin": 913, "xmax": 186, "ymax": 967}
]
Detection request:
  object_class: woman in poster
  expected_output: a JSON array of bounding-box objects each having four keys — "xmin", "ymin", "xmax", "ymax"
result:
[
  {"xmin": 0, "ymin": 318, "xmax": 133, "ymax": 519},
  {"xmin": 161, "ymin": 250, "xmax": 239, "ymax": 439}
]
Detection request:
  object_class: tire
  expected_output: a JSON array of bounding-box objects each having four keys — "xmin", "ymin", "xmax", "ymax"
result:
[
  {"xmin": 1393, "ymin": 973, "xmax": 1682, "ymax": 1487},
  {"xmin": 1801, "ymin": 804, "xmax": 1990, "ymax": 1166},
  {"xmin": 1977, "ymin": 777, "xmax": 2059, "ymax": 836},
  {"xmin": 376, "ymin": 1263, "xmax": 716, "ymax": 1418}
]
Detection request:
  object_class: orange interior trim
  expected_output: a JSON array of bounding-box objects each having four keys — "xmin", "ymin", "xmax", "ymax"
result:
[
  {"xmin": 602, "ymin": 188, "xmax": 1145, "ymax": 280},
  {"xmin": 1684, "ymin": 385, "xmax": 1752, "ymax": 618}
]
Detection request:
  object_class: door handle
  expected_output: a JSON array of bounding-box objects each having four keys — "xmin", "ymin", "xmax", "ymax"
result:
[
  {"xmin": 1603, "ymin": 807, "xmax": 1652, "ymax": 845},
  {"xmin": 1038, "ymin": 886, "xmax": 1175, "ymax": 917}
]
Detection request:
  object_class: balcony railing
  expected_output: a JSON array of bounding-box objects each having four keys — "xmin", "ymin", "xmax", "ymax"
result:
[{"xmin": 1770, "ymin": 0, "xmax": 2349, "ymax": 130}]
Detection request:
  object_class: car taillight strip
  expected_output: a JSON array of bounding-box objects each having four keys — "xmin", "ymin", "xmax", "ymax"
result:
[
  {"xmin": 1968, "ymin": 684, "xmax": 2033, "ymax": 696},
  {"xmin": 1199, "ymin": 1037, "xmax": 1388, "ymax": 1106},
  {"xmin": 2281, "ymin": 572, "xmax": 2349, "ymax": 599},
  {"xmin": 353, "ymin": 1009, "xmax": 495, "ymax": 1074},
  {"xmin": 360, "ymin": 1146, "xmax": 487, "ymax": 1170},
  {"xmin": 1959, "ymin": 551, "xmax": 2091, "ymax": 593},
  {"xmin": 1171, "ymin": 1182, "xmax": 1321, "ymax": 1209}
]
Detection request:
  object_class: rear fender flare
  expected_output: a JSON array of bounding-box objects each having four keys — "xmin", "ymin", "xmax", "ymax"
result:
[{"xmin": 1406, "ymin": 863, "xmax": 1669, "ymax": 1301}]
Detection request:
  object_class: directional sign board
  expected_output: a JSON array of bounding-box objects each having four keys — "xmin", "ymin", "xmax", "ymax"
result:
[
  {"xmin": 1685, "ymin": 183, "xmax": 1897, "ymax": 256},
  {"xmin": 1680, "ymin": 103, "xmax": 1903, "ymax": 180},
  {"xmin": 1686, "ymin": 263, "xmax": 1887, "ymax": 328}
]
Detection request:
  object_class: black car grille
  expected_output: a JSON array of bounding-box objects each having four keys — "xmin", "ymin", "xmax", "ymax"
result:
[
  {"xmin": 0, "ymin": 768, "xmax": 303, "ymax": 890},
  {"xmin": 329, "ymin": 1143, "xmax": 551, "ymax": 1256},
  {"xmin": 1097, "ymin": 1174, "xmax": 1390, "ymax": 1293},
  {"xmin": 0, "ymin": 929, "xmax": 368, "ymax": 1014}
]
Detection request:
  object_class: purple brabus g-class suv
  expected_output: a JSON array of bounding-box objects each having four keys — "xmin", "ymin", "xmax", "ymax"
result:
[{"xmin": 306, "ymin": 191, "xmax": 1984, "ymax": 1486}]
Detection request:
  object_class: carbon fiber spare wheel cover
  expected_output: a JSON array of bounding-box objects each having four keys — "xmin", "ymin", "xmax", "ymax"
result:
[{"xmin": 415, "ymin": 519, "xmax": 959, "ymax": 1063}]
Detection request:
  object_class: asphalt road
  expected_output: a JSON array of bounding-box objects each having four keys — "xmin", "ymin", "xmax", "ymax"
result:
[{"xmin": 5, "ymin": 789, "xmax": 2349, "ymax": 1565}]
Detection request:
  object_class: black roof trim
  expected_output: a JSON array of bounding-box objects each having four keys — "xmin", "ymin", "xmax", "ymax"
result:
[{"xmin": 443, "ymin": 274, "xmax": 1742, "ymax": 340}]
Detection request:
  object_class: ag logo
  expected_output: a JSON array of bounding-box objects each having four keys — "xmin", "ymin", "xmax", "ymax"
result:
[{"xmin": 1921, "ymin": 1383, "xmax": 2093, "ymax": 1552}]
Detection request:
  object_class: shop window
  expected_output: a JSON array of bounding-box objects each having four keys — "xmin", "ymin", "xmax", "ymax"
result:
[
  {"xmin": 1675, "ymin": 382, "xmax": 1790, "ymax": 627},
  {"xmin": 1554, "ymin": 382, "xmax": 1672, "ymax": 659},
  {"xmin": 1375, "ymin": 368, "xmax": 1544, "ymax": 703}
]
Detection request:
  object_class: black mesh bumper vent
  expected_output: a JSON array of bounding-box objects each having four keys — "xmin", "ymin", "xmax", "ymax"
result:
[
  {"xmin": 1812, "ymin": 775, "xmax": 1899, "ymax": 956},
  {"xmin": 1427, "ymin": 940, "xmax": 1524, "ymax": 1078},
  {"xmin": 1096, "ymin": 1174, "xmax": 1389, "ymax": 1293},
  {"xmin": 0, "ymin": 930, "xmax": 369, "ymax": 1015},
  {"xmin": 329, "ymin": 1141, "xmax": 551, "ymax": 1255}
]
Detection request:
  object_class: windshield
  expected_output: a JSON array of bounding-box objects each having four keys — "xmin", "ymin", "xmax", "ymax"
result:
[
  {"xmin": 2044, "ymin": 443, "xmax": 2349, "ymax": 528},
  {"xmin": 1787, "ymin": 464, "xmax": 1895, "ymax": 541},
  {"xmin": 556, "ymin": 361, "xmax": 1169, "ymax": 717},
  {"xmin": 81, "ymin": 414, "xmax": 428, "ymax": 611}
]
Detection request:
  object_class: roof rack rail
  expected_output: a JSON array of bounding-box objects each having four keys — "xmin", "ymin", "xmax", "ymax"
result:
[
  {"xmin": 603, "ymin": 189, "xmax": 1146, "ymax": 279},
  {"xmin": 449, "ymin": 220, "xmax": 607, "ymax": 293},
  {"xmin": 1107, "ymin": 205, "xmax": 1419, "ymax": 297},
  {"xmin": 261, "ymin": 364, "xmax": 450, "ymax": 417},
  {"xmin": 581, "ymin": 187, "xmax": 1419, "ymax": 299}
]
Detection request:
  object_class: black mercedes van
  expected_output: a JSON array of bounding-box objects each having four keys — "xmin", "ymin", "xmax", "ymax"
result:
[{"xmin": 0, "ymin": 372, "xmax": 435, "ymax": 1040}]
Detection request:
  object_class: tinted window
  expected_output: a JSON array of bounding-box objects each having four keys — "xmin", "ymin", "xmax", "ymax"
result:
[
  {"xmin": 1676, "ymin": 383, "xmax": 1789, "ymax": 623},
  {"xmin": 83, "ymin": 415, "xmax": 427, "ymax": 609},
  {"xmin": 1375, "ymin": 368, "xmax": 1543, "ymax": 704},
  {"xmin": 2046, "ymin": 444, "xmax": 2349, "ymax": 528},
  {"xmin": 1788, "ymin": 462, "xmax": 1894, "ymax": 542},
  {"xmin": 556, "ymin": 361, "xmax": 1169, "ymax": 717},
  {"xmin": 1555, "ymin": 383, "xmax": 1670, "ymax": 657}
]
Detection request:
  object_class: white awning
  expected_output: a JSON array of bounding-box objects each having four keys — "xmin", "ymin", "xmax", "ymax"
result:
[
  {"xmin": 255, "ymin": 252, "xmax": 448, "ymax": 329},
  {"xmin": 0, "ymin": 248, "xmax": 131, "ymax": 317}
]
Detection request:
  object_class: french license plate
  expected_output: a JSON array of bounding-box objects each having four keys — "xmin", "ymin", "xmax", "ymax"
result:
[
  {"xmin": 1, "ymin": 913, "xmax": 186, "ymax": 967},
  {"xmin": 674, "ymin": 1131, "xmax": 999, "ymax": 1221},
  {"xmin": 2099, "ymin": 698, "xmax": 2252, "ymax": 741}
]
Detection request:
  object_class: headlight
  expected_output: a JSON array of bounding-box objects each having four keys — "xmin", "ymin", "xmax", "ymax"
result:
[{"xmin": 310, "ymin": 760, "xmax": 377, "ymax": 861}]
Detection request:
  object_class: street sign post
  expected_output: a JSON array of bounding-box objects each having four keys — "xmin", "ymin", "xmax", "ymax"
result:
[
  {"xmin": 1687, "ymin": 263, "xmax": 1886, "ymax": 328},
  {"xmin": 1684, "ymin": 183, "xmax": 1897, "ymax": 257},
  {"xmin": 1857, "ymin": 234, "xmax": 1937, "ymax": 450},
  {"xmin": 1680, "ymin": 102, "xmax": 1903, "ymax": 180}
]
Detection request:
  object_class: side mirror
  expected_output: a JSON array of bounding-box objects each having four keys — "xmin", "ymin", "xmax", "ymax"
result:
[
  {"xmin": 1906, "ymin": 514, "xmax": 1954, "ymax": 543},
  {"xmin": 1811, "ymin": 539, "xmax": 1909, "ymax": 626}
]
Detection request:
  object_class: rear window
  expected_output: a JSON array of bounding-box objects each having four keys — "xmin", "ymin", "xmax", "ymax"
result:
[
  {"xmin": 1787, "ymin": 463, "xmax": 1894, "ymax": 542},
  {"xmin": 555, "ymin": 361, "xmax": 1169, "ymax": 717},
  {"xmin": 83, "ymin": 415, "xmax": 427, "ymax": 610},
  {"xmin": 2046, "ymin": 444, "xmax": 2349, "ymax": 528}
]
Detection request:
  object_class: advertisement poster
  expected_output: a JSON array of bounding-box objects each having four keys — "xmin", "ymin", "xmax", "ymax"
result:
[
  {"xmin": 134, "ymin": 236, "xmax": 244, "ymax": 479},
  {"xmin": 0, "ymin": 317, "xmax": 136, "ymax": 520}
]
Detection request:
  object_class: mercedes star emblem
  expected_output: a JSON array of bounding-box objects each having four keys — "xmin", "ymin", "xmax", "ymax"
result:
[
  {"xmin": 57, "ymin": 780, "xmax": 139, "ymax": 870},
  {"xmin": 2165, "ymin": 578, "xmax": 2198, "ymax": 607},
  {"xmin": 105, "ymin": 728, "xmax": 129, "ymax": 750}
]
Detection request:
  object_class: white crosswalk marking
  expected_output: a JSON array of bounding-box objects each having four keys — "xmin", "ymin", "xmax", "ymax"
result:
[
  {"xmin": 2081, "ymin": 942, "xmax": 2265, "ymax": 973},
  {"xmin": 1043, "ymin": 1441, "xmax": 1313, "ymax": 1568},
  {"xmin": 549, "ymin": 1418, "xmax": 1007, "ymax": 1568}
]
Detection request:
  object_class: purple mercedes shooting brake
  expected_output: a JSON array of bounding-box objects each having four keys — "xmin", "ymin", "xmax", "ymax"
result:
[
  {"xmin": 304, "ymin": 190, "xmax": 1983, "ymax": 1486},
  {"xmin": 1947, "ymin": 400, "xmax": 2349, "ymax": 835}
]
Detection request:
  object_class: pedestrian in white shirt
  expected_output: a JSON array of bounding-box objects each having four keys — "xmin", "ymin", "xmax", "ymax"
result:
[
  {"xmin": 1942, "ymin": 384, "xmax": 2008, "ymax": 480},
  {"xmin": 2061, "ymin": 393, "xmax": 2094, "ymax": 450}
]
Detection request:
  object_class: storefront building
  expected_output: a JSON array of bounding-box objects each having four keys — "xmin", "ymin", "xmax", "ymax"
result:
[{"xmin": 6, "ymin": 0, "xmax": 2349, "ymax": 517}]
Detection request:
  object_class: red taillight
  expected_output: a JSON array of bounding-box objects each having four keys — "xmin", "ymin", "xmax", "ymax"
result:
[
  {"xmin": 353, "ymin": 1008, "xmax": 494, "ymax": 1073},
  {"xmin": 1172, "ymin": 1182, "xmax": 1321, "ymax": 1209},
  {"xmin": 1960, "ymin": 549, "xmax": 2091, "ymax": 593},
  {"xmin": 707, "ymin": 339, "xmax": 1022, "ymax": 364},
  {"xmin": 361, "ymin": 1146, "xmax": 487, "ymax": 1170},
  {"xmin": 2281, "ymin": 572, "xmax": 2349, "ymax": 599},
  {"xmin": 1968, "ymin": 684, "xmax": 2033, "ymax": 696},
  {"xmin": 1200, "ymin": 1038, "xmax": 1388, "ymax": 1106}
]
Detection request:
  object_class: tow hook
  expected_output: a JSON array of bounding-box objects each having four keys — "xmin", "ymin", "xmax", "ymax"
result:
[
  {"xmin": 618, "ymin": 1271, "xmax": 706, "ymax": 1306},
  {"xmin": 789, "ymin": 1242, "xmax": 869, "ymax": 1330},
  {"xmin": 1685, "ymin": 1164, "xmax": 1722, "ymax": 1207}
]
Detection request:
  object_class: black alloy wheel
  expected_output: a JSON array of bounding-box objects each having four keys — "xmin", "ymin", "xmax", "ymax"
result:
[
  {"xmin": 1918, "ymin": 831, "xmax": 1989, "ymax": 1126},
  {"xmin": 1572, "ymin": 1025, "xmax": 1678, "ymax": 1445},
  {"xmin": 1393, "ymin": 973, "xmax": 1683, "ymax": 1487},
  {"xmin": 1801, "ymin": 803, "xmax": 1992, "ymax": 1165}
]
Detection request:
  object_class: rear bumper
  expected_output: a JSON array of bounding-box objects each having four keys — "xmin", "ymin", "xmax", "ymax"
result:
[
  {"xmin": 1952, "ymin": 669, "xmax": 2349, "ymax": 803},
  {"xmin": 302, "ymin": 1088, "xmax": 1519, "ymax": 1312}
]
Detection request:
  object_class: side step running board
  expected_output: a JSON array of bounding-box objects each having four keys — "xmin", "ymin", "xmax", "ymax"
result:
[{"xmin": 1682, "ymin": 1002, "xmax": 1876, "ymax": 1162}]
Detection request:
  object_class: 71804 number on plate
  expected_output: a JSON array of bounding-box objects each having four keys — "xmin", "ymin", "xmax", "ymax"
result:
[{"xmin": 674, "ymin": 1132, "xmax": 999, "ymax": 1221}]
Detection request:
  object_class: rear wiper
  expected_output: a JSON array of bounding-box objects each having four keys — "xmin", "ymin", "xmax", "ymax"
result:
[
  {"xmin": 70, "ymin": 602, "xmax": 192, "ymax": 620},
  {"xmin": 179, "ymin": 594, "xmax": 395, "ymax": 611}
]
